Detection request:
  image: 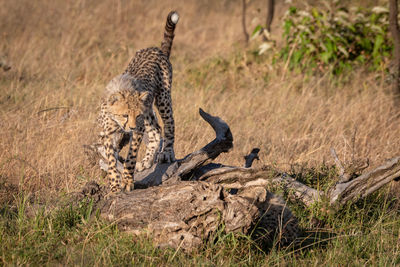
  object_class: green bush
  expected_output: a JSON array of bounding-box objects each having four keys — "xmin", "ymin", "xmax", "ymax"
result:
[{"xmin": 279, "ymin": 4, "xmax": 393, "ymax": 75}]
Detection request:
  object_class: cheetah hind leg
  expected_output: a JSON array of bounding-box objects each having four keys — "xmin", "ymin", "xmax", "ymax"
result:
[{"xmin": 155, "ymin": 93, "xmax": 176, "ymax": 164}]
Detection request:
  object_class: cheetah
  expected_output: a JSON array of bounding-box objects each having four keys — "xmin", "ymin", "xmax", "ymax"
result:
[{"xmin": 98, "ymin": 11, "xmax": 179, "ymax": 193}]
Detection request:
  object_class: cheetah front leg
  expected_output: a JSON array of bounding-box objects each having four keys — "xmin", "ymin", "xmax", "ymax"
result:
[
  {"xmin": 121, "ymin": 130, "xmax": 143, "ymax": 191},
  {"xmin": 136, "ymin": 111, "xmax": 161, "ymax": 171},
  {"xmin": 155, "ymin": 93, "xmax": 175, "ymax": 163},
  {"xmin": 103, "ymin": 120, "xmax": 123, "ymax": 193}
]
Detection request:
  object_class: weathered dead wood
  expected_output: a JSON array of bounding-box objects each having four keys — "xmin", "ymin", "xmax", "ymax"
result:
[
  {"xmin": 79, "ymin": 180, "xmax": 299, "ymax": 250},
  {"xmin": 328, "ymin": 156, "xmax": 400, "ymax": 205},
  {"xmin": 198, "ymin": 166, "xmax": 321, "ymax": 207},
  {"xmin": 330, "ymin": 147, "xmax": 347, "ymax": 182},
  {"xmin": 100, "ymin": 182, "xmax": 256, "ymax": 249},
  {"xmin": 330, "ymin": 147, "xmax": 369, "ymax": 182},
  {"xmin": 196, "ymin": 154, "xmax": 400, "ymax": 208},
  {"xmin": 162, "ymin": 108, "xmax": 233, "ymax": 185},
  {"xmin": 83, "ymin": 107, "xmax": 400, "ymax": 251},
  {"xmin": 244, "ymin": 148, "xmax": 260, "ymax": 168},
  {"xmin": 82, "ymin": 108, "xmax": 300, "ymax": 250}
]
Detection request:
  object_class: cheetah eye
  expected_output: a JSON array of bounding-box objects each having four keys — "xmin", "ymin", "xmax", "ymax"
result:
[
  {"xmin": 135, "ymin": 114, "xmax": 144, "ymax": 123},
  {"xmin": 122, "ymin": 114, "xmax": 129, "ymax": 118}
]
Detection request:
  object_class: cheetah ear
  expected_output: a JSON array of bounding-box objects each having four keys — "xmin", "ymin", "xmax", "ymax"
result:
[
  {"xmin": 109, "ymin": 94, "xmax": 119, "ymax": 105},
  {"xmin": 109, "ymin": 92, "xmax": 124, "ymax": 105}
]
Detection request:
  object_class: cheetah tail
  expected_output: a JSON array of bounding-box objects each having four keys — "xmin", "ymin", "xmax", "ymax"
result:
[{"xmin": 160, "ymin": 11, "xmax": 179, "ymax": 58}]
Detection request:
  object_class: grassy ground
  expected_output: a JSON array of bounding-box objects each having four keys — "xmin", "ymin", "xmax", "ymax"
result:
[
  {"xmin": 1, "ymin": 0, "xmax": 400, "ymax": 265},
  {"xmin": 1, "ymin": 187, "xmax": 400, "ymax": 265}
]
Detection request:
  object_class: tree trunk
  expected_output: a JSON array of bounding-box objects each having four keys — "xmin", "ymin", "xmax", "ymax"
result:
[
  {"xmin": 265, "ymin": 0, "xmax": 275, "ymax": 33},
  {"xmin": 389, "ymin": 0, "xmax": 400, "ymax": 95},
  {"xmin": 242, "ymin": 0, "xmax": 249, "ymax": 43}
]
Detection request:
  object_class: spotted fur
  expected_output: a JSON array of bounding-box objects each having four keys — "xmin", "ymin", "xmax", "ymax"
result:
[{"xmin": 98, "ymin": 11, "xmax": 179, "ymax": 192}]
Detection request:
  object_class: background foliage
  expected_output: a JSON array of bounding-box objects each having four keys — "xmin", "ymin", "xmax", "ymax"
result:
[
  {"xmin": 278, "ymin": 4, "xmax": 393, "ymax": 75},
  {"xmin": 252, "ymin": 2, "xmax": 395, "ymax": 75}
]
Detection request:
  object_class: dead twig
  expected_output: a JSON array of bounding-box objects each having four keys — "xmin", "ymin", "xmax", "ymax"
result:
[{"xmin": 244, "ymin": 148, "xmax": 260, "ymax": 168}]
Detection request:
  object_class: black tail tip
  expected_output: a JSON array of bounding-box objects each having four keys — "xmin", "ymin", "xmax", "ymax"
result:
[{"xmin": 168, "ymin": 11, "xmax": 179, "ymax": 24}]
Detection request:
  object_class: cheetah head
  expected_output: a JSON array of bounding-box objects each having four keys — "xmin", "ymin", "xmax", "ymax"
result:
[{"xmin": 107, "ymin": 90, "xmax": 151, "ymax": 132}]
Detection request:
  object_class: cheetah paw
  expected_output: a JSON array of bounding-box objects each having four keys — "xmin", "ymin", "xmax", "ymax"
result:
[
  {"xmin": 136, "ymin": 160, "xmax": 152, "ymax": 172},
  {"xmin": 123, "ymin": 183, "xmax": 134, "ymax": 192},
  {"xmin": 157, "ymin": 150, "xmax": 175, "ymax": 163},
  {"xmin": 104, "ymin": 190, "xmax": 119, "ymax": 200}
]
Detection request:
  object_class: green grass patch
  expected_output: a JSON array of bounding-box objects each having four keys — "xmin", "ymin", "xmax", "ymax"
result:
[{"xmin": 1, "ymin": 179, "xmax": 400, "ymax": 266}]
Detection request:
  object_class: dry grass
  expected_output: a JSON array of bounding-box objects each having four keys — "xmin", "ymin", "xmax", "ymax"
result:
[
  {"xmin": 1, "ymin": 1, "xmax": 400, "ymax": 265},
  {"xmin": 0, "ymin": 0, "xmax": 399, "ymax": 201}
]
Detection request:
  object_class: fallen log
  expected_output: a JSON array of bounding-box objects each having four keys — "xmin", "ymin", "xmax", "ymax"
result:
[
  {"xmin": 198, "ymin": 166, "xmax": 321, "ymax": 207},
  {"xmin": 78, "ymin": 181, "xmax": 298, "ymax": 250},
  {"xmin": 196, "ymin": 154, "xmax": 400, "ymax": 207},
  {"xmin": 328, "ymin": 154, "xmax": 400, "ymax": 205},
  {"xmin": 83, "ymin": 108, "xmax": 400, "ymax": 251},
  {"xmin": 82, "ymin": 109, "xmax": 299, "ymax": 250}
]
